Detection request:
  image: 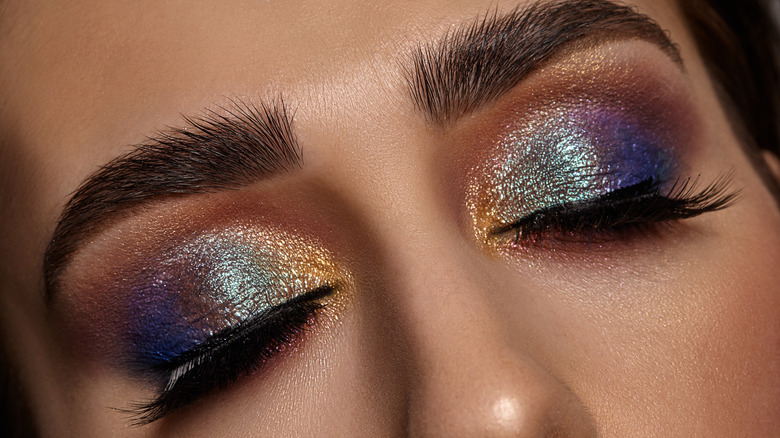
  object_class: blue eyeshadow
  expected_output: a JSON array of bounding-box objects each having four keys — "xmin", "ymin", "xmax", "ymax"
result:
[
  {"xmin": 467, "ymin": 102, "xmax": 680, "ymax": 241},
  {"xmin": 119, "ymin": 225, "xmax": 342, "ymax": 370}
]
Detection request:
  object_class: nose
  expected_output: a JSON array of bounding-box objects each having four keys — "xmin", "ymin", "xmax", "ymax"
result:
[{"xmin": 395, "ymin": 255, "xmax": 598, "ymax": 437}]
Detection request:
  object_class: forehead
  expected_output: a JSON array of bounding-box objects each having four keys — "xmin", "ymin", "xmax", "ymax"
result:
[
  {"xmin": 0, "ymin": 0, "xmax": 683, "ymax": 128},
  {"xmin": 0, "ymin": 0, "xmax": 684, "ymax": 167}
]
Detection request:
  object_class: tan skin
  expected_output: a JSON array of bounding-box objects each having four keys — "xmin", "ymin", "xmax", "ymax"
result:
[{"xmin": 1, "ymin": 0, "xmax": 780, "ymax": 436}]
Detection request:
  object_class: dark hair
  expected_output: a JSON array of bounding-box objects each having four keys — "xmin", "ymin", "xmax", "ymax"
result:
[
  {"xmin": 1, "ymin": 1, "xmax": 779, "ymax": 436},
  {"xmin": 680, "ymin": 0, "xmax": 780, "ymax": 201}
]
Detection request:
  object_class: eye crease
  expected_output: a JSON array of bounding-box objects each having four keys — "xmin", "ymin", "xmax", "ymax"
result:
[
  {"xmin": 120, "ymin": 225, "xmax": 343, "ymax": 367},
  {"xmin": 469, "ymin": 101, "xmax": 671, "ymax": 238},
  {"xmin": 465, "ymin": 91, "xmax": 736, "ymax": 251},
  {"xmin": 58, "ymin": 220, "xmax": 352, "ymax": 424},
  {"xmin": 131, "ymin": 285, "xmax": 336, "ymax": 424},
  {"xmin": 5, "ymin": 0, "xmax": 780, "ymax": 434}
]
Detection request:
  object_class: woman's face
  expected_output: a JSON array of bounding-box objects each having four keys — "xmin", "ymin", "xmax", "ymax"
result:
[{"xmin": 2, "ymin": 0, "xmax": 780, "ymax": 436}]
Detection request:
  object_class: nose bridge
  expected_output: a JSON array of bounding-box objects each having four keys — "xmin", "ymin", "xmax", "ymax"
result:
[
  {"xmin": 312, "ymin": 87, "xmax": 596, "ymax": 434},
  {"xmin": 383, "ymin": 240, "xmax": 597, "ymax": 437}
]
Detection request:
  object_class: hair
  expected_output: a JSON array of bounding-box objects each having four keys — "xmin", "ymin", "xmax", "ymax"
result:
[
  {"xmin": 679, "ymin": 0, "xmax": 780, "ymax": 202},
  {"xmin": 1, "ymin": 1, "xmax": 779, "ymax": 436}
]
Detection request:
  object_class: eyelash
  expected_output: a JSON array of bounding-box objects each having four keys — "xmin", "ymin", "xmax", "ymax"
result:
[
  {"xmin": 122, "ymin": 176, "xmax": 732, "ymax": 423},
  {"xmin": 489, "ymin": 174, "xmax": 737, "ymax": 247},
  {"xmin": 127, "ymin": 285, "xmax": 334, "ymax": 425}
]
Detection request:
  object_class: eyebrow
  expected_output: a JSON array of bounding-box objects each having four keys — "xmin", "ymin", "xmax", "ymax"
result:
[
  {"xmin": 406, "ymin": 0, "xmax": 681, "ymax": 124},
  {"xmin": 43, "ymin": 100, "xmax": 300, "ymax": 300}
]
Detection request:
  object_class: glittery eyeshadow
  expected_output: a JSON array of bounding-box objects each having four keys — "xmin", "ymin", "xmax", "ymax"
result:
[
  {"xmin": 466, "ymin": 99, "xmax": 679, "ymax": 243},
  {"xmin": 120, "ymin": 224, "xmax": 344, "ymax": 369}
]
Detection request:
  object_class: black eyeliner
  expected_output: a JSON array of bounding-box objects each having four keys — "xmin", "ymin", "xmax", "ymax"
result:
[
  {"xmin": 126, "ymin": 285, "xmax": 334, "ymax": 425},
  {"xmin": 491, "ymin": 174, "xmax": 738, "ymax": 243}
]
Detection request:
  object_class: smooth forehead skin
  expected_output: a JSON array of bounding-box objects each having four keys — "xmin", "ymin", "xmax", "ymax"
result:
[
  {"xmin": 0, "ymin": 1, "xmax": 690, "ymax": 301},
  {"xmin": 2, "ymin": 0, "xmax": 780, "ymax": 437}
]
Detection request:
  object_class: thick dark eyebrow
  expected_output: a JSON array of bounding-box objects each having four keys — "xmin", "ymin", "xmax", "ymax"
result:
[
  {"xmin": 44, "ymin": 100, "xmax": 301, "ymax": 300},
  {"xmin": 406, "ymin": 0, "xmax": 682, "ymax": 124}
]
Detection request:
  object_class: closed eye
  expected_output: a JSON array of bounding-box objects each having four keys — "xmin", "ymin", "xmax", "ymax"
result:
[
  {"xmin": 126, "ymin": 285, "xmax": 335, "ymax": 425},
  {"xmin": 490, "ymin": 175, "xmax": 738, "ymax": 247}
]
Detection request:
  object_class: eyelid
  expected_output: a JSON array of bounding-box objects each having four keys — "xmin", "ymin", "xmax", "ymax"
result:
[
  {"xmin": 458, "ymin": 54, "xmax": 719, "ymax": 252},
  {"xmin": 129, "ymin": 284, "xmax": 336, "ymax": 425},
  {"xmin": 108, "ymin": 221, "xmax": 355, "ymax": 424},
  {"xmin": 487, "ymin": 175, "xmax": 737, "ymax": 249},
  {"xmin": 50, "ymin": 188, "xmax": 361, "ymax": 428},
  {"xmin": 465, "ymin": 111, "xmax": 680, "ymax": 245},
  {"xmin": 53, "ymin": 208, "xmax": 355, "ymax": 410},
  {"xmin": 111, "ymin": 226, "xmax": 340, "ymax": 370}
]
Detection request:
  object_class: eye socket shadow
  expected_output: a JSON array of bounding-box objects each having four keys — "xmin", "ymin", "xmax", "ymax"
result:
[
  {"xmin": 113, "ymin": 224, "xmax": 345, "ymax": 370},
  {"xmin": 466, "ymin": 98, "xmax": 683, "ymax": 243}
]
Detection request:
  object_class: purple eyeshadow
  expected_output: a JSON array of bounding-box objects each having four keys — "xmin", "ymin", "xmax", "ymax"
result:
[
  {"xmin": 117, "ymin": 225, "xmax": 342, "ymax": 370},
  {"xmin": 467, "ymin": 101, "xmax": 680, "ymax": 240}
]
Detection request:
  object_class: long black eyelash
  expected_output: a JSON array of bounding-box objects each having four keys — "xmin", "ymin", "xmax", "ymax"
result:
[
  {"xmin": 491, "ymin": 173, "xmax": 738, "ymax": 243},
  {"xmin": 124, "ymin": 285, "xmax": 334, "ymax": 425}
]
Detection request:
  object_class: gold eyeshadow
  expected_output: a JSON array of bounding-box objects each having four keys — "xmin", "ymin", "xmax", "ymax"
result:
[
  {"xmin": 55, "ymin": 193, "xmax": 354, "ymax": 374},
  {"xmin": 461, "ymin": 42, "xmax": 698, "ymax": 249},
  {"xmin": 116, "ymin": 223, "xmax": 347, "ymax": 369}
]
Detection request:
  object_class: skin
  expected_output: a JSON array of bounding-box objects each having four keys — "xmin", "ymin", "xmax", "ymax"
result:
[{"xmin": 1, "ymin": 0, "xmax": 780, "ymax": 436}]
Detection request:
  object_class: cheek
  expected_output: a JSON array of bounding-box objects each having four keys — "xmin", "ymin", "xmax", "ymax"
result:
[
  {"xmin": 691, "ymin": 205, "xmax": 780, "ymax": 427},
  {"xmin": 572, "ymin": 204, "xmax": 780, "ymax": 434}
]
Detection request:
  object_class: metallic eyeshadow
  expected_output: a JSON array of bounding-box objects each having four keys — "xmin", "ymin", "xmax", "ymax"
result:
[
  {"xmin": 121, "ymin": 224, "xmax": 343, "ymax": 369},
  {"xmin": 466, "ymin": 100, "xmax": 679, "ymax": 244}
]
